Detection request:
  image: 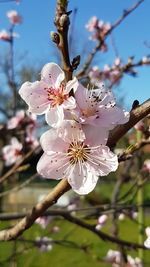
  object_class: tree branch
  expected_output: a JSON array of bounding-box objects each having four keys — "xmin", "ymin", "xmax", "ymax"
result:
[
  {"xmin": 77, "ymin": 0, "xmax": 144, "ymax": 78},
  {"xmin": 0, "ymin": 179, "xmax": 70, "ymax": 241},
  {"xmin": 107, "ymin": 99, "xmax": 150, "ymax": 147}
]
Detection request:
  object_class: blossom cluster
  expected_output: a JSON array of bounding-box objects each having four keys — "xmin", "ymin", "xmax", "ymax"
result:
[
  {"xmin": 105, "ymin": 249, "xmax": 143, "ymax": 267},
  {"xmin": 85, "ymin": 16, "xmax": 111, "ymax": 52},
  {"xmin": 19, "ymin": 62, "xmax": 129, "ymax": 195},
  {"xmin": 2, "ymin": 110, "xmax": 39, "ymax": 166},
  {"xmin": 89, "ymin": 58, "xmax": 123, "ymax": 86},
  {"xmin": 35, "ymin": 237, "xmax": 52, "ymax": 252},
  {"xmin": 0, "ymin": 10, "xmax": 22, "ymax": 42}
]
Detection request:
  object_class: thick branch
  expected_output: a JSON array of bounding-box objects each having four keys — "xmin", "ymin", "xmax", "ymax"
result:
[
  {"xmin": 0, "ymin": 179, "xmax": 71, "ymax": 241},
  {"xmin": 54, "ymin": 0, "xmax": 72, "ymax": 81},
  {"xmin": 107, "ymin": 99, "xmax": 150, "ymax": 147}
]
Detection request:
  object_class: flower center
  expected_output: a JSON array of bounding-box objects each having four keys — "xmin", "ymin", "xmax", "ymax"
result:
[
  {"xmin": 44, "ymin": 83, "xmax": 68, "ymax": 107},
  {"xmin": 14, "ymin": 149, "xmax": 20, "ymax": 156},
  {"xmin": 68, "ymin": 142, "xmax": 90, "ymax": 164},
  {"xmin": 81, "ymin": 108, "xmax": 96, "ymax": 117}
]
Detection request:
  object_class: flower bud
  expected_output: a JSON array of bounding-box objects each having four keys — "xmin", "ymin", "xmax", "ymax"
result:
[
  {"xmin": 59, "ymin": 14, "xmax": 70, "ymax": 27},
  {"xmin": 50, "ymin": 31, "xmax": 60, "ymax": 44}
]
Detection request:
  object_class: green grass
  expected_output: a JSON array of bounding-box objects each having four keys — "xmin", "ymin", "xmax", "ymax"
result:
[{"xmin": 1, "ymin": 216, "xmax": 150, "ymax": 267}]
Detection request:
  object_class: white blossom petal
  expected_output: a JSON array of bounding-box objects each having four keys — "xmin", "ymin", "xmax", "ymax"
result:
[
  {"xmin": 82, "ymin": 124, "xmax": 109, "ymax": 146},
  {"xmin": 144, "ymin": 237, "xmax": 150, "ymax": 249},
  {"xmin": 67, "ymin": 163, "xmax": 99, "ymax": 195},
  {"xmin": 37, "ymin": 152, "xmax": 69, "ymax": 179},
  {"xmin": 65, "ymin": 77, "xmax": 79, "ymax": 94},
  {"xmin": 19, "ymin": 81, "xmax": 49, "ymax": 114},
  {"xmin": 57, "ymin": 121, "xmax": 85, "ymax": 143},
  {"xmin": 45, "ymin": 106, "xmax": 64, "ymax": 128},
  {"xmin": 40, "ymin": 128, "xmax": 69, "ymax": 153},
  {"xmin": 41, "ymin": 63, "xmax": 64, "ymax": 87},
  {"xmin": 63, "ymin": 96, "xmax": 76, "ymax": 109},
  {"xmin": 89, "ymin": 146, "xmax": 118, "ymax": 176},
  {"xmin": 96, "ymin": 106, "xmax": 129, "ymax": 129}
]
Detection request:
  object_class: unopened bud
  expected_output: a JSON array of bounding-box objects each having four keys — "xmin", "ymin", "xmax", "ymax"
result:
[
  {"xmin": 59, "ymin": 14, "xmax": 70, "ymax": 27},
  {"xmin": 50, "ymin": 31, "xmax": 60, "ymax": 44},
  {"xmin": 72, "ymin": 55, "xmax": 80, "ymax": 70}
]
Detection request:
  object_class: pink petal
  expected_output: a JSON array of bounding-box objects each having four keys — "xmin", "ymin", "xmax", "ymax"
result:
[
  {"xmin": 57, "ymin": 121, "xmax": 85, "ymax": 143},
  {"xmin": 98, "ymin": 214, "xmax": 108, "ymax": 224},
  {"xmin": 89, "ymin": 145, "xmax": 118, "ymax": 176},
  {"xmin": 37, "ymin": 152, "xmax": 69, "ymax": 179},
  {"xmin": 96, "ymin": 106, "xmax": 129, "ymax": 129},
  {"xmin": 41, "ymin": 63, "xmax": 64, "ymax": 88},
  {"xmin": 7, "ymin": 117, "xmax": 20, "ymax": 129},
  {"xmin": 45, "ymin": 106, "xmax": 64, "ymax": 128},
  {"xmin": 40, "ymin": 128, "xmax": 69, "ymax": 153},
  {"xmin": 11, "ymin": 137, "xmax": 23, "ymax": 150},
  {"xmin": 16, "ymin": 110, "xmax": 25, "ymax": 119},
  {"xmin": 74, "ymin": 83, "xmax": 89, "ymax": 110},
  {"xmin": 82, "ymin": 124, "xmax": 109, "ymax": 146},
  {"xmin": 65, "ymin": 77, "xmax": 79, "ymax": 94},
  {"xmin": 19, "ymin": 81, "xmax": 49, "ymax": 114},
  {"xmin": 63, "ymin": 96, "xmax": 76, "ymax": 109},
  {"xmin": 92, "ymin": 88, "xmax": 115, "ymax": 107},
  {"xmin": 67, "ymin": 162, "xmax": 99, "ymax": 195}
]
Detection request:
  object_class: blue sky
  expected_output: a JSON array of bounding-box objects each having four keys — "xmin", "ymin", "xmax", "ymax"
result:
[{"xmin": 0, "ymin": 0, "xmax": 150, "ymax": 110}]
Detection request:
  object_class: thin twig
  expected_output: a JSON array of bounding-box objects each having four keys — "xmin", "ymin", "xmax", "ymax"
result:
[
  {"xmin": 77, "ymin": 0, "xmax": 144, "ymax": 77},
  {"xmin": 0, "ymin": 146, "xmax": 40, "ymax": 184}
]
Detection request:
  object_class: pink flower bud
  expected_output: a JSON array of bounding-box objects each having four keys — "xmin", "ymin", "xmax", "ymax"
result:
[{"xmin": 7, "ymin": 10, "xmax": 22, "ymax": 25}]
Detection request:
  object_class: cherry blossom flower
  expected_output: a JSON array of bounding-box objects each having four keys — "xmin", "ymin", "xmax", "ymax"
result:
[
  {"xmin": 114, "ymin": 57, "xmax": 121, "ymax": 66},
  {"xmin": 105, "ymin": 249, "xmax": 121, "ymax": 267},
  {"xmin": 86, "ymin": 17, "xmax": 111, "ymax": 40},
  {"xmin": 144, "ymin": 227, "xmax": 150, "ymax": 249},
  {"xmin": 7, "ymin": 110, "xmax": 25, "ymax": 129},
  {"xmin": 89, "ymin": 64, "xmax": 122, "ymax": 85},
  {"xmin": 118, "ymin": 213, "xmax": 125, "ymax": 221},
  {"xmin": 2, "ymin": 137, "xmax": 22, "ymax": 166},
  {"xmin": 134, "ymin": 120, "xmax": 144, "ymax": 131},
  {"xmin": 105, "ymin": 250, "xmax": 143, "ymax": 267},
  {"xmin": 127, "ymin": 255, "xmax": 143, "ymax": 267},
  {"xmin": 7, "ymin": 110, "xmax": 37, "ymax": 130},
  {"xmin": 51, "ymin": 226, "xmax": 60, "ymax": 233},
  {"xmin": 67, "ymin": 203, "xmax": 77, "ymax": 215},
  {"xmin": 25, "ymin": 124, "xmax": 39, "ymax": 148},
  {"xmin": 35, "ymin": 216, "xmax": 53, "ymax": 229},
  {"xmin": 73, "ymin": 83, "xmax": 129, "ymax": 131},
  {"xmin": 37, "ymin": 121, "xmax": 118, "ymax": 195},
  {"xmin": 36, "ymin": 237, "xmax": 52, "ymax": 252},
  {"xmin": 98, "ymin": 20, "xmax": 111, "ymax": 38},
  {"xmin": 0, "ymin": 29, "xmax": 19, "ymax": 42},
  {"xmin": 142, "ymin": 56, "xmax": 149, "ymax": 64},
  {"xmin": 143, "ymin": 160, "xmax": 150, "ymax": 173},
  {"xmin": 96, "ymin": 214, "xmax": 108, "ymax": 230},
  {"xmin": 7, "ymin": 10, "xmax": 22, "ymax": 25},
  {"xmin": 25, "ymin": 130, "xmax": 39, "ymax": 148},
  {"xmin": 85, "ymin": 16, "xmax": 98, "ymax": 32},
  {"xmin": 19, "ymin": 63, "xmax": 78, "ymax": 128},
  {"xmin": 132, "ymin": 211, "xmax": 138, "ymax": 220}
]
